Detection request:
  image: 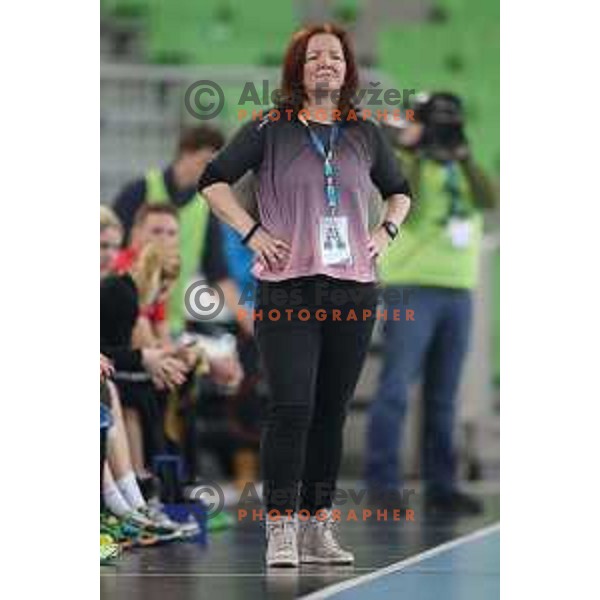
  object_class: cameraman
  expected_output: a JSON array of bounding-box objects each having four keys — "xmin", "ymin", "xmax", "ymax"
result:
[{"xmin": 365, "ymin": 93, "xmax": 497, "ymax": 515}]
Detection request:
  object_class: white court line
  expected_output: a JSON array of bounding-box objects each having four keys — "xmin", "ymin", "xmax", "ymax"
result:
[
  {"xmin": 299, "ymin": 522, "xmax": 500, "ymax": 600},
  {"xmin": 101, "ymin": 571, "xmax": 370, "ymax": 577}
]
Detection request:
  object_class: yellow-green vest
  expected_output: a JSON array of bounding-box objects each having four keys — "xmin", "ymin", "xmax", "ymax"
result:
[
  {"xmin": 145, "ymin": 168, "xmax": 210, "ymax": 334},
  {"xmin": 378, "ymin": 157, "xmax": 483, "ymax": 290}
]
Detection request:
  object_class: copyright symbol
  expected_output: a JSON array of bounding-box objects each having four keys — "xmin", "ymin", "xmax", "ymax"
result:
[
  {"xmin": 184, "ymin": 80, "xmax": 224, "ymax": 121},
  {"xmin": 188, "ymin": 481, "xmax": 225, "ymax": 520},
  {"xmin": 184, "ymin": 280, "xmax": 225, "ymax": 322}
]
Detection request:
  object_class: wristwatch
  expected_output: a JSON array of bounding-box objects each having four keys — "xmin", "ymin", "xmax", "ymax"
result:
[{"xmin": 382, "ymin": 220, "xmax": 399, "ymax": 241}]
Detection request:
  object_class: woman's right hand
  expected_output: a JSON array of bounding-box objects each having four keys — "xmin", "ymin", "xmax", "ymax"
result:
[
  {"xmin": 247, "ymin": 227, "xmax": 291, "ymax": 271},
  {"xmin": 141, "ymin": 348, "xmax": 187, "ymax": 390}
]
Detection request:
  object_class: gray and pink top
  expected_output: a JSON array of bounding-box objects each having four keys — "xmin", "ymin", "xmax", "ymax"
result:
[{"xmin": 198, "ymin": 113, "xmax": 410, "ymax": 283}]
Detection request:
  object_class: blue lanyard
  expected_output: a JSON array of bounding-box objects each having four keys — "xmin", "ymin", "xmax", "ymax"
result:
[
  {"xmin": 445, "ymin": 162, "xmax": 460, "ymax": 217},
  {"xmin": 304, "ymin": 123, "xmax": 341, "ymax": 212},
  {"xmin": 443, "ymin": 161, "xmax": 472, "ymax": 222}
]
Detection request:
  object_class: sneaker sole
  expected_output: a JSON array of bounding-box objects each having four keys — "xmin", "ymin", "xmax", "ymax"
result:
[
  {"xmin": 133, "ymin": 535, "xmax": 160, "ymax": 548},
  {"xmin": 300, "ymin": 554, "xmax": 354, "ymax": 565},
  {"xmin": 266, "ymin": 559, "xmax": 299, "ymax": 568}
]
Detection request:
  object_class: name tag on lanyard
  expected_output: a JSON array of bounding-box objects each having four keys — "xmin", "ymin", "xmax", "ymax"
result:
[
  {"xmin": 319, "ymin": 215, "xmax": 352, "ymax": 266},
  {"xmin": 442, "ymin": 161, "xmax": 473, "ymax": 249},
  {"xmin": 300, "ymin": 116, "xmax": 353, "ymax": 265},
  {"xmin": 446, "ymin": 217, "xmax": 473, "ymax": 249}
]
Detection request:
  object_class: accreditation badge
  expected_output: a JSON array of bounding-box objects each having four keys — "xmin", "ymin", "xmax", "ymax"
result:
[
  {"xmin": 446, "ymin": 217, "xmax": 473, "ymax": 249},
  {"xmin": 319, "ymin": 216, "xmax": 352, "ymax": 266}
]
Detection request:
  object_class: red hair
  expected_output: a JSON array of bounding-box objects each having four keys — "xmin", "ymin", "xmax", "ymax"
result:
[{"xmin": 278, "ymin": 23, "xmax": 359, "ymax": 118}]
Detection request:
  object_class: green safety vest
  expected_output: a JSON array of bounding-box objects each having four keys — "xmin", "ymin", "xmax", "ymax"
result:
[
  {"xmin": 145, "ymin": 168, "xmax": 210, "ymax": 334},
  {"xmin": 378, "ymin": 157, "xmax": 483, "ymax": 290}
]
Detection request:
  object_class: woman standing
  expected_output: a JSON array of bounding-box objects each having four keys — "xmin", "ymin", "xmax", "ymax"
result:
[{"xmin": 198, "ymin": 23, "xmax": 411, "ymax": 567}]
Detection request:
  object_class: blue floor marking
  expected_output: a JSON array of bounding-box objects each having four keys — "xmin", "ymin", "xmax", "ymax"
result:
[{"xmin": 302, "ymin": 523, "xmax": 499, "ymax": 600}]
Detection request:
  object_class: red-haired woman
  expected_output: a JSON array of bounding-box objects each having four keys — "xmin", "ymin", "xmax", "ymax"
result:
[{"xmin": 198, "ymin": 24, "xmax": 411, "ymax": 567}]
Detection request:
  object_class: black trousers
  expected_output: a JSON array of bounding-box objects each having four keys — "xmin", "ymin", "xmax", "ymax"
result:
[{"xmin": 255, "ymin": 275, "xmax": 377, "ymax": 514}]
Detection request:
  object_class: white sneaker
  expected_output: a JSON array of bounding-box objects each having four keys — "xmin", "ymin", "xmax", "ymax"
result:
[
  {"xmin": 298, "ymin": 510, "xmax": 354, "ymax": 565},
  {"xmin": 141, "ymin": 501, "xmax": 199, "ymax": 536},
  {"xmin": 265, "ymin": 516, "xmax": 299, "ymax": 567}
]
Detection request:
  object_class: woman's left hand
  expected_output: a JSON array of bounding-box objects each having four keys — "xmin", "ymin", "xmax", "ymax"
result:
[
  {"xmin": 100, "ymin": 354, "xmax": 114, "ymax": 381},
  {"xmin": 368, "ymin": 226, "xmax": 391, "ymax": 260},
  {"xmin": 209, "ymin": 355, "xmax": 244, "ymax": 390}
]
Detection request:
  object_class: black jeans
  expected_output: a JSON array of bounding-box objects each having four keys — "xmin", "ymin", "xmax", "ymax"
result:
[{"xmin": 255, "ymin": 275, "xmax": 377, "ymax": 514}]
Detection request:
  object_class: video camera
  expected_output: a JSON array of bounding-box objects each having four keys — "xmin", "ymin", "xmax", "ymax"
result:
[{"xmin": 414, "ymin": 92, "xmax": 467, "ymax": 151}]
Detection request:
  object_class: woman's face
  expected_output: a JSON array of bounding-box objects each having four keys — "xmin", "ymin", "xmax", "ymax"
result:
[
  {"xmin": 303, "ymin": 34, "xmax": 346, "ymax": 100},
  {"xmin": 100, "ymin": 226, "xmax": 122, "ymax": 277}
]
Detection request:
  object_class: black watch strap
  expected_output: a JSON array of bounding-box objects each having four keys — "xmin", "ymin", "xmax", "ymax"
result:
[
  {"xmin": 242, "ymin": 223, "xmax": 261, "ymax": 246},
  {"xmin": 382, "ymin": 220, "xmax": 399, "ymax": 240}
]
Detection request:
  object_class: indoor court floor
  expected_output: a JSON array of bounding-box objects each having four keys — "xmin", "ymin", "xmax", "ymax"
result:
[{"xmin": 101, "ymin": 486, "xmax": 500, "ymax": 600}]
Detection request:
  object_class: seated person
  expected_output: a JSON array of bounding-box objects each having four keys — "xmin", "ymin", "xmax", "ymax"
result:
[{"xmin": 101, "ymin": 241, "xmax": 189, "ymax": 495}]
